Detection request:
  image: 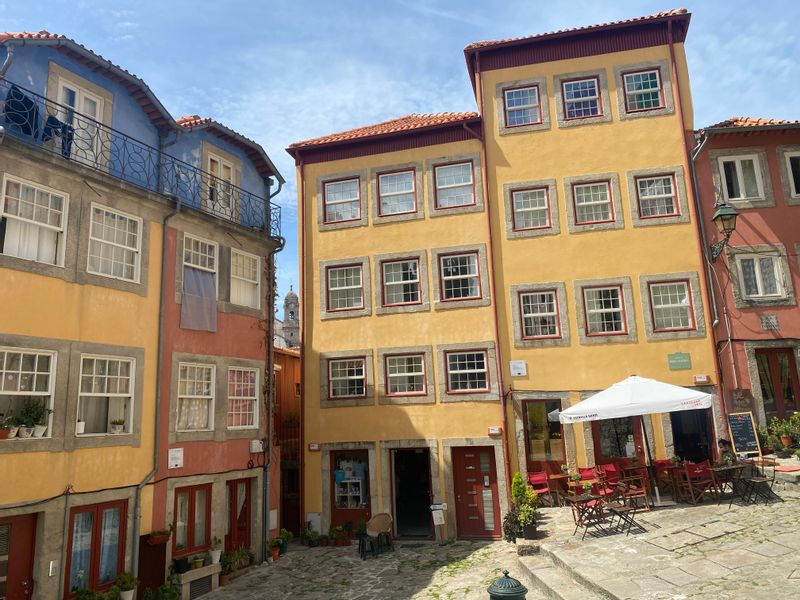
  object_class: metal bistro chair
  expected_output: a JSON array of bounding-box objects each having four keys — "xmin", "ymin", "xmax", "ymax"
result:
[{"xmin": 742, "ymin": 457, "xmax": 783, "ymax": 504}]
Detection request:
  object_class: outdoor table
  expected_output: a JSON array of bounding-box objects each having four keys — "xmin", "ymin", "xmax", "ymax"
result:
[
  {"xmin": 605, "ymin": 502, "xmax": 646, "ymax": 536},
  {"xmin": 711, "ymin": 464, "xmax": 746, "ymax": 505},
  {"xmin": 567, "ymin": 478, "xmax": 598, "ymax": 496},
  {"xmin": 548, "ymin": 473, "xmax": 570, "ymax": 506},
  {"xmin": 565, "ymin": 494, "xmax": 606, "ymax": 539}
]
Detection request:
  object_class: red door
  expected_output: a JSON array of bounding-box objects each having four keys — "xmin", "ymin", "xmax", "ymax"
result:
[
  {"xmin": 0, "ymin": 514, "xmax": 37, "ymax": 600},
  {"xmin": 330, "ymin": 450, "xmax": 371, "ymax": 528},
  {"xmin": 756, "ymin": 348, "xmax": 800, "ymax": 420},
  {"xmin": 452, "ymin": 447, "xmax": 500, "ymax": 539},
  {"xmin": 592, "ymin": 416, "xmax": 646, "ymax": 467},
  {"xmin": 226, "ymin": 479, "xmax": 252, "ymax": 552}
]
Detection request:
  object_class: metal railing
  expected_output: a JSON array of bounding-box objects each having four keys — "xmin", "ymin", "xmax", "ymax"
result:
[{"xmin": 0, "ymin": 78, "xmax": 281, "ymax": 238}]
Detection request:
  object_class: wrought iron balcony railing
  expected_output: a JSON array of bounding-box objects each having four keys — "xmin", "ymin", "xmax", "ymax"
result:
[{"xmin": 0, "ymin": 78, "xmax": 281, "ymax": 238}]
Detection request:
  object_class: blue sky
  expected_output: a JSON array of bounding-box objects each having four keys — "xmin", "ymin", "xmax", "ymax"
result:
[{"xmin": 3, "ymin": 1, "xmax": 798, "ymax": 309}]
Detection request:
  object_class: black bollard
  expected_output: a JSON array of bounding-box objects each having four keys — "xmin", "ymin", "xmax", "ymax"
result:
[{"xmin": 486, "ymin": 570, "xmax": 528, "ymax": 599}]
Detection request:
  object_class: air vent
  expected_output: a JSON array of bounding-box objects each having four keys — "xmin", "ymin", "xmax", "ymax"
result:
[
  {"xmin": 189, "ymin": 575, "xmax": 212, "ymax": 599},
  {"xmin": 0, "ymin": 524, "xmax": 9, "ymax": 555}
]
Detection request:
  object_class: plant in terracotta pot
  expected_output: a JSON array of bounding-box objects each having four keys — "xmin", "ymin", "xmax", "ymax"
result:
[
  {"xmin": 770, "ymin": 417, "xmax": 795, "ymax": 449},
  {"xmin": 0, "ymin": 413, "xmax": 15, "ymax": 440},
  {"xmin": 147, "ymin": 524, "xmax": 173, "ymax": 546},
  {"xmin": 269, "ymin": 538, "xmax": 281, "ymax": 560},
  {"xmin": 115, "ymin": 572, "xmax": 139, "ymax": 600},
  {"xmin": 219, "ymin": 551, "xmax": 234, "ymax": 585},
  {"xmin": 209, "ymin": 536, "xmax": 223, "ymax": 564}
]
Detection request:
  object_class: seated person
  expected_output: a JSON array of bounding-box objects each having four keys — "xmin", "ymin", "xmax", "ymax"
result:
[{"xmin": 717, "ymin": 439, "xmax": 737, "ymax": 464}]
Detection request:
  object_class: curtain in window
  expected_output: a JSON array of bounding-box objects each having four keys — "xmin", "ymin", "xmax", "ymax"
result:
[
  {"xmin": 181, "ymin": 266, "xmax": 217, "ymax": 331},
  {"xmin": 177, "ymin": 398, "xmax": 210, "ymax": 430},
  {"xmin": 97, "ymin": 507, "xmax": 120, "ymax": 585},
  {"xmin": 3, "ymin": 219, "xmax": 58, "ymax": 264},
  {"xmin": 231, "ymin": 277, "xmax": 258, "ymax": 308},
  {"xmin": 69, "ymin": 511, "xmax": 93, "ymax": 591},
  {"xmin": 236, "ymin": 482, "xmax": 247, "ymax": 529},
  {"xmin": 175, "ymin": 492, "xmax": 189, "ymax": 550},
  {"xmin": 81, "ymin": 396, "xmax": 110, "ymax": 435},
  {"xmin": 194, "ymin": 489, "xmax": 207, "ymax": 548}
]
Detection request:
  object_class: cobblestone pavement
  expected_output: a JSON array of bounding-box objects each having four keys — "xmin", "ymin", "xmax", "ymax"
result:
[
  {"xmin": 209, "ymin": 539, "xmax": 541, "ymax": 600},
  {"xmin": 525, "ymin": 485, "xmax": 800, "ymax": 599}
]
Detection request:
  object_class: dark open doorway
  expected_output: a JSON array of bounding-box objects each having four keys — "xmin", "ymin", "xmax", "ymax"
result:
[
  {"xmin": 393, "ymin": 449, "xmax": 432, "ymax": 538},
  {"xmin": 671, "ymin": 409, "xmax": 713, "ymax": 463}
]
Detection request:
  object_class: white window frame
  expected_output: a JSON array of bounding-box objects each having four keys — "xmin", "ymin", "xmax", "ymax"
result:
[
  {"xmin": 377, "ymin": 170, "xmax": 416, "ymax": 216},
  {"xmin": 573, "ymin": 181, "xmax": 613, "ymax": 224},
  {"xmin": 583, "ymin": 286, "xmax": 626, "ymax": 336},
  {"xmin": 323, "ymin": 178, "xmax": 361, "ymax": 223},
  {"xmin": 636, "ymin": 175, "xmax": 678, "ymax": 218},
  {"xmin": 176, "ymin": 362, "xmax": 216, "ymax": 432},
  {"xmin": 77, "ymin": 354, "xmax": 135, "ymax": 437},
  {"xmin": 207, "ymin": 152, "xmax": 237, "ymax": 219},
  {"xmin": 735, "ymin": 254, "xmax": 785, "ymax": 299},
  {"xmin": 0, "ymin": 347, "xmax": 56, "ymax": 437},
  {"xmin": 648, "ymin": 281, "xmax": 694, "ymax": 331},
  {"xmin": 385, "ymin": 354, "xmax": 426, "ymax": 396},
  {"xmin": 623, "ymin": 69, "xmax": 663, "ymax": 113},
  {"xmin": 520, "ymin": 290, "xmax": 560, "ymax": 339},
  {"xmin": 183, "ymin": 233, "xmax": 218, "ymax": 297},
  {"xmin": 326, "ymin": 264, "xmax": 364, "ymax": 311},
  {"xmin": 439, "ymin": 252, "xmax": 480, "ymax": 301},
  {"xmin": 328, "ymin": 358, "xmax": 366, "ymax": 399},
  {"xmin": 381, "ymin": 258, "xmax": 420, "ymax": 306},
  {"xmin": 58, "ymin": 75, "xmax": 105, "ymax": 163},
  {"xmin": 503, "ymin": 85, "xmax": 541, "ymax": 127},
  {"xmin": 785, "ymin": 151, "xmax": 800, "ymax": 197},
  {"xmin": 227, "ymin": 367, "xmax": 259, "ymax": 430},
  {"xmin": 434, "ymin": 162, "xmax": 475, "ymax": 209},
  {"xmin": 562, "ymin": 77, "xmax": 601, "ymax": 119},
  {"xmin": 0, "ymin": 174, "xmax": 69, "ymax": 267},
  {"xmin": 718, "ymin": 154, "xmax": 765, "ymax": 201},
  {"xmin": 512, "ymin": 187, "xmax": 550, "ymax": 230},
  {"xmin": 230, "ymin": 249, "xmax": 261, "ymax": 310},
  {"xmin": 445, "ymin": 350, "xmax": 489, "ymax": 393},
  {"xmin": 87, "ymin": 203, "xmax": 142, "ymax": 283}
]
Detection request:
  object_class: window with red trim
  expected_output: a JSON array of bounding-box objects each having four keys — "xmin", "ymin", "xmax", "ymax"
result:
[
  {"xmin": 381, "ymin": 259, "xmax": 420, "ymax": 306},
  {"xmin": 328, "ymin": 358, "xmax": 366, "ymax": 399},
  {"xmin": 385, "ymin": 354, "xmax": 426, "ymax": 396},
  {"xmin": 622, "ymin": 69, "xmax": 664, "ymax": 113},
  {"xmin": 173, "ymin": 484, "xmax": 211, "ymax": 556},
  {"xmin": 573, "ymin": 182, "xmax": 613, "ymax": 224},
  {"xmin": 326, "ymin": 265, "xmax": 364, "ymax": 311},
  {"xmin": 520, "ymin": 290, "xmax": 560, "ymax": 339},
  {"xmin": 434, "ymin": 162, "xmax": 474, "ymax": 208},
  {"xmin": 377, "ymin": 170, "xmax": 415, "ymax": 216},
  {"xmin": 65, "ymin": 500, "xmax": 127, "ymax": 597},
  {"xmin": 445, "ymin": 351, "xmax": 489, "ymax": 393},
  {"xmin": 323, "ymin": 178, "xmax": 360, "ymax": 223},
  {"xmin": 583, "ymin": 286, "xmax": 626, "ymax": 336},
  {"xmin": 512, "ymin": 187, "xmax": 550, "ymax": 230},
  {"xmin": 649, "ymin": 281, "xmax": 694, "ymax": 331},
  {"xmin": 635, "ymin": 175, "xmax": 679, "ymax": 218},
  {"xmin": 562, "ymin": 77, "xmax": 601, "ymax": 119},
  {"xmin": 503, "ymin": 85, "xmax": 541, "ymax": 127},
  {"xmin": 440, "ymin": 253, "xmax": 480, "ymax": 300}
]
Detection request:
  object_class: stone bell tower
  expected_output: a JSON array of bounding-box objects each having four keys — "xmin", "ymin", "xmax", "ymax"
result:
[{"xmin": 282, "ymin": 286, "xmax": 300, "ymax": 348}]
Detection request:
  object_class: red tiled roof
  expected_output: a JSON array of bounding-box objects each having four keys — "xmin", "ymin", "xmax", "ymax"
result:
[
  {"xmin": 0, "ymin": 30, "xmax": 66, "ymax": 42},
  {"xmin": 703, "ymin": 116, "xmax": 800, "ymax": 130},
  {"xmin": 288, "ymin": 112, "xmax": 480, "ymax": 149},
  {"xmin": 176, "ymin": 115, "xmax": 213, "ymax": 127},
  {"xmin": 464, "ymin": 8, "xmax": 689, "ymax": 51}
]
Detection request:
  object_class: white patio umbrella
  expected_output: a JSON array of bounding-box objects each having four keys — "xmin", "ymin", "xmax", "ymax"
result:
[{"xmin": 558, "ymin": 375, "xmax": 713, "ymax": 505}]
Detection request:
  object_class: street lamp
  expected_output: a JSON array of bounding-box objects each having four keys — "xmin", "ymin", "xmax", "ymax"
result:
[{"xmin": 709, "ymin": 202, "xmax": 739, "ymax": 261}]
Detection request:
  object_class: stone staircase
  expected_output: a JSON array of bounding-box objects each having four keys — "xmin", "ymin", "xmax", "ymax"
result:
[{"xmin": 518, "ymin": 552, "xmax": 609, "ymax": 600}]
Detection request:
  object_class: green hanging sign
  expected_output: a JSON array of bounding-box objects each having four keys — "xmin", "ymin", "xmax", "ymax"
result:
[{"xmin": 667, "ymin": 352, "xmax": 692, "ymax": 371}]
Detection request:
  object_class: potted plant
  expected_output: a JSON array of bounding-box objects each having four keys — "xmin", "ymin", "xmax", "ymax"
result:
[
  {"xmin": 308, "ymin": 529, "xmax": 321, "ymax": 547},
  {"xmin": 582, "ymin": 481, "xmax": 593, "ymax": 494},
  {"xmin": 110, "ymin": 419, "xmax": 126, "ymax": 434},
  {"xmin": 172, "ymin": 555, "xmax": 190, "ymax": 574},
  {"xmin": 269, "ymin": 538, "xmax": 281, "ymax": 560},
  {"xmin": 794, "ymin": 449, "xmax": 800, "ymax": 461},
  {"xmin": 503, "ymin": 472, "xmax": 539, "ymax": 543},
  {"xmin": 770, "ymin": 417, "xmax": 795, "ymax": 448},
  {"xmin": 519, "ymin": 503, "xmax": 537, "ymax": 539},
  {"xmin": 76, "ymin": 415, "xmax": 86, "ymax": 435},
  {"xmin": 0, "ymin": 413, "xmax": 15, "ymax": 440},
  {"xmin": 765, "ymin": 434, "xmax": 782, "ymax": 455},
  {"xmin": 278, "ymin": 528, "xmax": 292, "ymax": 555},
  {"xmin": 670, "ymin": 455, "xmax": 682, "ymax": 466},
  {"xmin": 319, "ymin": 534, "xmax": 329, "ymax": 546},
  {"xmin": 208, "ymin": 536, "xmax": 222, "ymax": 564},
  {"xmin": 19, "ymin": 398, "xmax": 48, "ymax": 438},
  {"xmin": 560, "ymin": 464, "xmax": 569, "ymax": 475},
  {"xmin": 146, "ymin": 524, "xmax": 173, "ymax": 546},
  {"xmin": 115, "ymin": 572, "xmax": 139, "ymax": 600},
  {"xmin": 190, "ymin": 554, "xmax": 204, "ymax": 569},
  {"xmin": 219, "ymin": 552, "xmax": 234, "ymax": 585}
]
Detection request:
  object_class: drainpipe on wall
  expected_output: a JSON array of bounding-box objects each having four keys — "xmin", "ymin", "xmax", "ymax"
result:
[
  {"xmin": 131, "ymin": 194, "xmax": 182, "ymax": 577},
  {"xmin": 296, "ymin": 155, "xmax": 307, "ymax": 531},
  {"xmin": 472, "ymin": 50, "xmax": 514, "ymax": 508},
  {"xmin": 0, "ymin": 45, "xmax": 15, "ymax": 78}
]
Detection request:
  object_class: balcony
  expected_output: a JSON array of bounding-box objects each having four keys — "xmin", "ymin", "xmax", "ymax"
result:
[{"xmin": 0, "ymin": 78, "xmax": 281, "ymax": 238}]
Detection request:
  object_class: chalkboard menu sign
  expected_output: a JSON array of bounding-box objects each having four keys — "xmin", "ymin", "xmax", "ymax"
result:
[{"xmin": 727, "ymin": 411, "xmax": 761, "ymax": 456}]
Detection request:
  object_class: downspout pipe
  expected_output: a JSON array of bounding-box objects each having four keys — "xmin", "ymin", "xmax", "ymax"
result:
[
  {"xmin": 0, "ymin": 45, "xmax": 14, "ymax": 78},
  {"xmin": 296, "ymin": 154, "xmax": 307, "ymax": 532},
  {"xmin": 472, "ymin": 50, "xmax": 514, "ymax": 507},
  {"xmin": 131, "ymin": 194, "xmax": 182, "ymax": 577}
]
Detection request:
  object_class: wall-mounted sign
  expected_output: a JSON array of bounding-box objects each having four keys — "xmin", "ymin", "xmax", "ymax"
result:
[
  {"xmin": 693, "ymin": 374, "xmax": 711, "ymax": 385},
  {"xmin": 667, "ymin": 352, "xmax": 692, "ymax": 371},
  {"xmin": 431, "ymin": 510, "xmax": 445, "ymax": 526},
  {"xmin": 308, "ymin": 442, "xmax": 320, "ymax": 451},
  {"xmin": 509, "ymin": 360, "xmax": 527, "ymax": 377},
  {"xmin": 168, "ymin": 447, "xmax": 183, "ymax": 469},
  {"xmin": 487, "ymin": 426, "xmax": 502, "ymax": 436}
]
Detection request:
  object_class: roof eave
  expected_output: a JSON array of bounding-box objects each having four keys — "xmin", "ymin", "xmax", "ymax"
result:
[{"xmin": 702, "ymin": 123, "xmax": 800, "ymax": 135}]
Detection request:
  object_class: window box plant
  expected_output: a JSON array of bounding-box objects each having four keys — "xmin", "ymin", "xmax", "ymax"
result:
[
  {"xmin": 0, "ymin": 413, "xmax": 17, "ymax": 440},
  {"xmin": 146, "ymin": 524, "xmax": 173, "ymax": 546},
  {"xmin": 20, "ymin": 398, "xmax": 50, "ymax": 438},
  {"xmin": 110, "ymin": 419, "xmax": 126, "ymax": 435},
  {"xmin": 115, "ymin": 572, "xmax": 139, "ymax": 600},
  {"xmin": 209, "ymin": 536, "xmax": 222, "ymax": 564}
]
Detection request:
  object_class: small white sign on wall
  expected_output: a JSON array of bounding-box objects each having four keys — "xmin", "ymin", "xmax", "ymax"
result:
[
  {"xmin": 168, "ymin": 447, "xmax": 184, "ymax": 469},
  {"xmin": 431, "ymin": 510, "xmax": 445, "ymax": 526},
  {"xmin": 509, "ymin": 360, "xmax": 527, "ymax": 377}
]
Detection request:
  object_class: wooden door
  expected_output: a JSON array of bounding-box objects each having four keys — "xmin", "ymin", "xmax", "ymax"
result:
[
  {"xmin": 756, "ymin": 348, "xmax": 800, "ymax": 420},
  {"xmin": 330, "ymin": 450, "xmax": 371, "ymax": 529},
  {"xmin": 452, "ymin": 447, "xmax": 500, "ymax": 539},
  {"xmin": 226, "ymin": 479, "xmax": 251, "ymax": 551},
  {"xmin": 0, "ymin": 513, "xmax": 37, "ymax": 600},
  {"xmin": 523, "ymin": 399, "xmax": 566, "ymax": 474},
  {"xmin": 592, "ymin": 416, "xmax": 646, "ymax": 467}
]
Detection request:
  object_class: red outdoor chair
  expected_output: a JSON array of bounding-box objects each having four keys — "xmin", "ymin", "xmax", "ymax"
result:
[
  {"xmin": 683, "ymin": 460, "xmax": 721, "ymax": 505},
  {"xmin": 595, "ymin": 463, "xmax": 621, "ymax": 502},
  {"xmin": 653, "ymin": 459, "xmax": 675, "ymax": 497},
  {"xmin": 528, "ymin": 471, "xmax": 556, "ymax": 506}
]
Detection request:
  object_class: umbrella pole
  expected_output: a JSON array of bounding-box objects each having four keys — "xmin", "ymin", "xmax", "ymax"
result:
[{"xmin": 640, "ymin": 417, "xmax": 662, "ymax": 506}]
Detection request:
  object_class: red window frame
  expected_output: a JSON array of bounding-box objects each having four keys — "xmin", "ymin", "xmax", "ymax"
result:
[
  {"xmin": 384, "ymin": 352, "xmax": 427, "ymax": 397},
  {"xmin": 519, "ymin": 289, "xmax": 561, "ymax": 340},
  {"xmin": 380, "ymin": 258, "xmax": 422, "ymax": 307},
  {"xmin": 326, "ymin": 264, "xmax": 364, "ymax": 312},
  {"xmin": 572, "ymin": 180, "xmax": 614, "ymax": 225},
  {"xmin": 648, "ymin": 279, "xmax": 695, "ymax": 332},
  {"xmin": 172, "ymin": 484, "xmax": 212, "ymax": 557},
  {"xmin": 561, "ymin": 76, "xmax": 603, "ymax": 120},
  {"xmin": 582, "ymin": 285, "xmax": 628, "ymax": 337},
  {"xmin": 433, "ymin": 161, "xmax": 476, "ymax": 210},
  {"xmin": 322, "ymin": 176, "xmax": 361, "ymax": 224},
  {"xmin": 438, "ymin": 251, "xmax": 482, "ymax": 302},
  {"xmin": 444, "ymin": 349, "xmax": 490, "ymax": 394},
  {"xmin": 376, "ymin": 168, "xmax": 417, "ymax": 217},
  {"xmin": 327, "ymin": 356, "xmax": 367, "ymax": 400},
  {"xmin": 511, "ymin": 186, "xmax": 551, "ymax": 231},
  {"xmin": 634, "ymin": 173, "xmax": 679, "ymax": 219},
  {"xmin": 621, "ymin": 68, "xmax": 665, "ymax": 114},
  {"xmin": 64, "ymin": 500, "xmax": 127, "ymax": 598},
  {"xmin": 503, "ymin": 84, "xmax": 542, "ymax": 128}
]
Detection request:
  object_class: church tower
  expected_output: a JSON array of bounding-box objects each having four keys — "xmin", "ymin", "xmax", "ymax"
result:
[{"xmin": 282, "ymin": 286, "xmax": 300, "ymax": 348}]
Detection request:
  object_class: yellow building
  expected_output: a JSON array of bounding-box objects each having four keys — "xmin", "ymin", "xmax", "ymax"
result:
[{"xmin": 288, "ymin": 8, "xmax": 721, "ymax": 540}]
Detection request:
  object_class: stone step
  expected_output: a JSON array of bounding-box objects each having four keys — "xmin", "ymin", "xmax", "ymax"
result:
[{"xmin": 518, "ymin": 555, "xmax": 605, "ymax": 600}]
